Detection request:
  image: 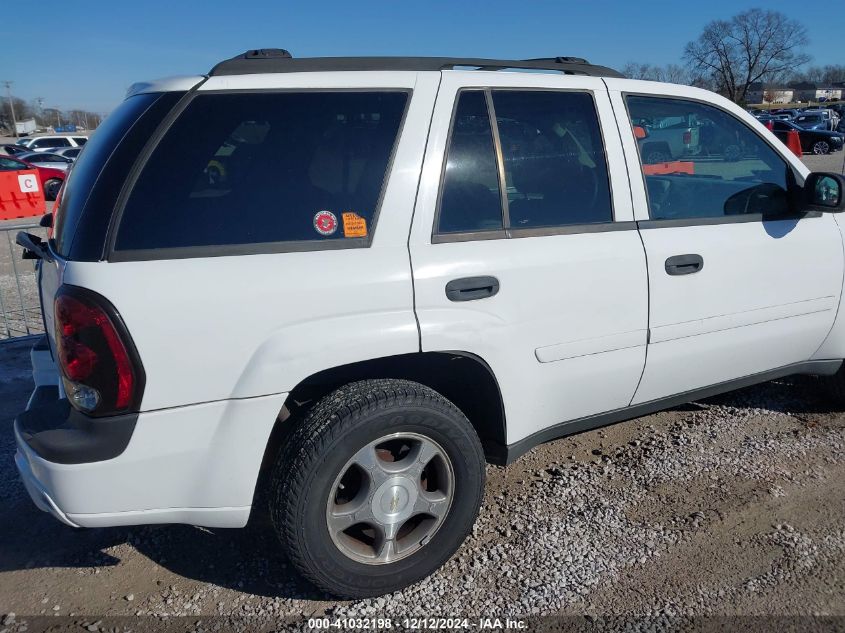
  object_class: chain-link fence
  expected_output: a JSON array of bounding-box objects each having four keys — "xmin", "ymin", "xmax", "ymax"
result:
[{"xmin": 0, "ymin": 223, "xmax": 46, "ymax": 339}]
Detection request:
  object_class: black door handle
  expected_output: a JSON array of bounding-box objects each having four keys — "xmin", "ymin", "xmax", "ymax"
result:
[
  {"xmin": 665, "ymin": 254, "xmax": 704, "ymax": 276},
  {"xmin": 445, "ymin": 276, "xmax": 500, "ymax": 302}
]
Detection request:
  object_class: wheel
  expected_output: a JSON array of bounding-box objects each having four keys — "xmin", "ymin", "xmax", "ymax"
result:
[
  {"xmin": 724, "ymin": 144, "xmax": 742, "ymax": 162},
  {"xmin": 813, "ymin": 141, "xmax": 831, "ymax": 155},
  {"xmin": 269, "ymin": 379, "xmax": 486, "ymax": 598},
  {"xmin": 44, "ymin": 178, "xmax": 62, "ymax": 201},
  {"xmin": 643, "ymin": 148, "xmax": 671, "ymax": 164}
]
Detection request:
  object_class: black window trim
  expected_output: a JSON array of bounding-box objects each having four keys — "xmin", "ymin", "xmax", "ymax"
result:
[
  {"xmin": 431, "ymin": 86, "xmax": 621, "ymax": 245},
  {"xmin": 621, "ymin": 91, "xmax": 816, "ymax": 227},
  {"xmin": 106, "ymin": 87, "xmax": 413, "ymax": 263}
]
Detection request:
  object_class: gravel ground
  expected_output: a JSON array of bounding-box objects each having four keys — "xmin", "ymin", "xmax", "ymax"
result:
[{"xmin": 0, "ymin": 337, "xmax": 843, "ymax": 630}]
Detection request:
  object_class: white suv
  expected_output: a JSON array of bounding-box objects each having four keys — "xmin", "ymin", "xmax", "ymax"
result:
[
  {"xmin": 14, "ymin": 50, "xmax": 845, "ymax": 598},
  {"xmin": 16, "ymin": 135, "xmax": 89, "ymax": 151}
]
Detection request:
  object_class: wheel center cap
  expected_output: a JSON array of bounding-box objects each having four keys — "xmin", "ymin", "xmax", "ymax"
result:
[{"xmin": 372, "ymin": 476, "xmax": 418, "ymax": 525}]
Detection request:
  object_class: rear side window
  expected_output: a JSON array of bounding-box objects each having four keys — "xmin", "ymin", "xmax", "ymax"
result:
[
  {"xmin": 114, "ymin": 91, "xmax": 409, "ymax": 253},
  {"xmin": 493, "ymin": 90, "xmax": 612, "ymax": 229},
  {"xmin": 0, "ymin": 157, "xmax": 26, "ymax": 170},
  {"xmin": 37, "ymin": 137, "xmax": 70, "ymax": 147},
  {"xmin": 54, "ymin": 92, "xmax": 176, "ymax": 258},
  {"xmin": 73, "ymin": 137, "xmax": 88, "ymax": 146},
  {"xmin": 436, "ymin": 89, "xmax": 613, "ymax": 239},
  {"xmin": 437, "ymin": 91, "xmax": 503, "ymax": 234}
]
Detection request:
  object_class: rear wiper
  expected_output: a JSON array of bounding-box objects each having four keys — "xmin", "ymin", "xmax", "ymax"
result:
[{"xmin": 16, "ymin": 231, "xmax": 54, "ymax": 263}]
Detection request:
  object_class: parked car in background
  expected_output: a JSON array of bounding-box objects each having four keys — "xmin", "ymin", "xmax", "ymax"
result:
[
  {"xmin": 15, "ymin": 135, "xmax": 88, "ymax": 151},
  {"xmin": 0, "ymin": 155, "xmax": 65, "ymax": 199},
  {"xmin": 794, "ymin": 112, "xmax": 834, "ymax": 132},
  {"xmin": 0, "ymin": 144, "xmax": 32, "ymax": 156},
  {"xmin": 770, "ymin": 120, "xmax": 844, "ymax": 155},
  {"xmin": 632, "ymin": 111, "xmax": 701, "ymax": 163},
  {"xmin": 51, "ymin": 146, "xmax": 83, "ymax": 161},
  {"xmin": 15, "ymin": 151, "xmax": 74, "ymax": 171}
]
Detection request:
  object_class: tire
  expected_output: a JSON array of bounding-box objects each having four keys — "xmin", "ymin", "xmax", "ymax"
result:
[
  {"xmin": 822, "ymin": 366, "xmax": 845, "ymax": 408},
  {"xmin": 724, "ymin": 144, "xmax": 742, "ymax": 162},
  {"xmin": 44, "ymin": 178, "xmax": 62, "ymax": 201},
  {"xmin": 813, "ymin": 141, "xmax": 831, "ymax": 155},
  {"xmin": 643, "ymin": 147, "xmax": 671, "ymax": 164},
  {"xmin": 269, "ymin": 378, "xmax": 486, "ymax": 598}
]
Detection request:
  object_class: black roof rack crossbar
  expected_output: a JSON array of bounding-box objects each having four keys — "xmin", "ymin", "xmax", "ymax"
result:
[{"xmin": 209, "ymin": 52, "xmax": 623, "ymax": 78}]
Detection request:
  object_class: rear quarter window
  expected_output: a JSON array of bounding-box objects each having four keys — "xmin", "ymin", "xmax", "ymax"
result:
[
  {"xmin": 113, "ymin": 91, "xmax": 409, "ymax": 255},
  {"xmin": 53, "ymin": 92, "xmax": 185, "ymax": 260}
]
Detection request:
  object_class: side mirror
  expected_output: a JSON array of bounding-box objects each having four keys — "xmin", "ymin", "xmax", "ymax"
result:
[{"xmin": 805, "ymin": 173, "xmax": 845, "ymax": 213}]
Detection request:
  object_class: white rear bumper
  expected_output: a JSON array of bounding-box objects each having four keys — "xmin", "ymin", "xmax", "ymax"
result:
[{"xmin": 15, "ymin": 345, "xmax": 285, "ymax": 528}]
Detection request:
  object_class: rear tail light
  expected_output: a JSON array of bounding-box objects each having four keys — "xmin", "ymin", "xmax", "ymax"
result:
[
  {"xmin": 54, "ymin": 286, "xmax": 144, "ymax": 416},
  {"xmin": 683, "ymin": 130, "xmax": 692, "ymax": 145}
]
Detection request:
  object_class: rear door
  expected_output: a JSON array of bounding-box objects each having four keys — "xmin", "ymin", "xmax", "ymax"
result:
[
  {"xmin": 409, "ymin": 71, "xmax": 649, "ymax": 445},
  {"xmin": 607, "ymin": 81, "xmax": 843, "ymax": 404}
]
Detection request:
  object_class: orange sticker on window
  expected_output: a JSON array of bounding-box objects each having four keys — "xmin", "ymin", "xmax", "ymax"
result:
[{"xmin": 342, "ymin": 212, "xmax": 368, "ymax": 238}]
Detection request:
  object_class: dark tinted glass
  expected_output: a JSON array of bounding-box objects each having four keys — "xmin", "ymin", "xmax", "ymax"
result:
[
  {"xmin": 74, "ymin": 138, "xmax": 87, "ymax": 146},
  {"xmin": 437, "ymin": 91, "xmax": 503, "ymax": 234},
  {"xmin": 115, "ymin": 91, "xmax": 408, "ymax": 252},
  {"xmin": 53, "ymin": 92, "xmax": 166, "ymax": 257},
  {"xmin": 0, "ymin": 157, "xmax": 25, "ymax": 170},
  {"xmin": 492, "ymin": 90, "xmax": 612, "ymax": 228},
  {"xmin": 627, "ymin": 96, "xmax": 791, "ymax": 220},
  {"xmin": 36, "ymin": 138, "xmax": 70, "ymax": 147}
]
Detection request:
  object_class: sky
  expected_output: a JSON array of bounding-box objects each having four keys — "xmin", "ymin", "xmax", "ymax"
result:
[{"xmin": 1, "ymin": 0, "xmax": 840, "ymax": 114}]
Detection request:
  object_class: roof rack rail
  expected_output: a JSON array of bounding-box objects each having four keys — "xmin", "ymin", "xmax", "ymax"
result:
[{"xmin": 208, "ymin": 52, "xmax": 623, "ymax": 78}]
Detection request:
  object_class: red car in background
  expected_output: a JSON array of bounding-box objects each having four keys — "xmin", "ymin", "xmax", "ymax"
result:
[{"xmin": 0, "ymin": 155, "xmax": 65, "ymax": 200}]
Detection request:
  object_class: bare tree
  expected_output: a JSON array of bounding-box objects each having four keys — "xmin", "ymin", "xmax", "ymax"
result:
[
  {"xmin": 791, "ymin": 64, "xmax": 845, "ymax": 85},
  {"xmin": 683, "ymin": 9, "xmax": 810, "ymax": 104},
  {"xmin": 621, "ymin": 62, "xmax": 692, "ymax": 85}
]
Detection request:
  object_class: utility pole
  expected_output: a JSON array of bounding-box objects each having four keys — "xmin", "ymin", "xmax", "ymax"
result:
[
  {"xmin": 3, "ymin": 80, "xmax": 17, "ymax": 137},
  {"xmin": 35, "ymin": 97, "xmax": 44, "ymax": 127}
]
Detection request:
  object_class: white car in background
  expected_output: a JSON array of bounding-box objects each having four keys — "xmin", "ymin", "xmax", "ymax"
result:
[
  {"xmin": 13, "ymin": 49, "xmax": 845, "ymax": 599},
  {"xmin": 15, "ymin": 135, "xmax": 88, "ymax": 152}
]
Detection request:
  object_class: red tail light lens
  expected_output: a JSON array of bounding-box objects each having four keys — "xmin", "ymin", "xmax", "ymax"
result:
[
  {"xmin": 683, "ymin": 130, "xmax": 692, "ymax": 145},
  {"xmin": 54, "ymin": 287, "xmax": 144, "ymax": 416}
]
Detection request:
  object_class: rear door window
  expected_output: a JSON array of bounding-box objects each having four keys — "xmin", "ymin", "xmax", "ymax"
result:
[
  {"xmin": 435, "ymin": 89, "xmax": 612, "ymax": 239},
  {"xmin": 437, "ymin": 91, "xmax": 504, "ymax": 234},
  {"xmin": 114, "ymin": 91, "xmax": 409, "ymax": 254},
  {"xmin": 492, "ymin": 90, "xmax": 612, "ymax": 229},
  {"xmin": 35, "ymin": 137, "xmax": 70, "ymax": 148}
]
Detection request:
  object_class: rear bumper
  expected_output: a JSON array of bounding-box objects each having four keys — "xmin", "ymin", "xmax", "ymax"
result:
[{"xmin": 15, "ymin": 339, "xmax": 286, "ymax": 528}]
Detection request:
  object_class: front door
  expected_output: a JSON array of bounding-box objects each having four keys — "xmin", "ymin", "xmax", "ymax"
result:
[
  {"xmin": 609, "ymin": 85, "xmax": 843, "ymax": 404},
  {"xmin": 409, "ymin": 71, "xmax": 649, "ymax": 445}
]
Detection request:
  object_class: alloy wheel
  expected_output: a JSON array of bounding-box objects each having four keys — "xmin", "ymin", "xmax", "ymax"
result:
[{"xmin": 325, "ymin": 432, "xmax": 455, "ymax": 565}]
